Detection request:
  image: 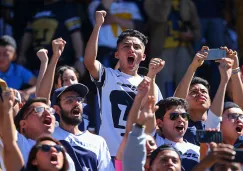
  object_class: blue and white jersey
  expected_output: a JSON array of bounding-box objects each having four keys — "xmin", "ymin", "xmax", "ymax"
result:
[
  {"xmin": 91, "ymin": 64, "xmax": 163, "ymax": 156},
  {"xmin": 155, "ymin": 134, "xmax": 200, "ymax": 171},
  {"xmin": 53, "ymin": 127, "xmax": 114, "ymax": 171}
]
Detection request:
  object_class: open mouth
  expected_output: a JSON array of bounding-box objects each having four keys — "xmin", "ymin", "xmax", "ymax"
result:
[
  {"xmin": 71, "ymin": 106, "xmax": 81, "ymax": 116},
  {"xmin": 43, "ymin": 117, "xmax": 52, "ymax": 125},
  {"xmin": 236, "ymin": 125, "xmax": 243, "ymax": 133},
  {"xmin": 50, "ymin": 154, "xmax": 58, "ymax": 165},
  {"xmin": 127, "ymin": 56, "xmax": 135, "ymax": 65},
  {"xmin": 175, "ymin": 125, "xmax": 184, "ymax": 132}
]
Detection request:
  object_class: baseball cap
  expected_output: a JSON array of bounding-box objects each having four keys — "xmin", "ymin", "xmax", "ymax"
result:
[
  {"xmin": 51, "ymin": 83, "xmax": 89, "ymax": 106},
  {"xmin": 0, "ymin": 35, "xmax": 17, "ymax": 49}
]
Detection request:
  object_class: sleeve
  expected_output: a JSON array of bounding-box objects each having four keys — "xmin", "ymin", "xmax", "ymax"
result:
[
  {"xmin": 18, "ymin": 65, "xmax": 35, "ymax": 85},
  {"xmin": 97, "ymin": 138, "xmax": 115, "ymax": 171},
  {"xmin": 156, "ymin": 84, "xmax": 163, "ymax": 102},
  {"xmin": 205, "ymin": 109, "xmax": 222, "ymax": 130},
  {"xmin": 65, "ymin": 152, "xmax": 76, "ymax": 171},
  {"xmin": 123, "ymin": 124, "xmax": 146, "ymax": 171},
  {"xmin": 90, "ymin": 63, "xmax": 106, "ymax": 88},
  {"xmin": 64, "ymin": 3, "xmax": 81, "ymax": 33},
  {"xmin": 0, "ymin": 138, "xmax": 6, "ymax": 171}
]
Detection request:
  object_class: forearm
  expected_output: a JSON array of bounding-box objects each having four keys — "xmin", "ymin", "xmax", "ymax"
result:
[
  {"xmin": 84, "ymin": 24, "xmax": 102, "ymax": 79},
  {"xmin": 192, "ymin": 156, "xmax": 215, "ymax": 171},
  {"xmin": 19, "ymin": 33, "xmax": 32, "ymax": 56},
  {"xmin": 23, "ymin": 86, "xmax": 36, "ymax": 95},
  {"xmin": 2, "ymin": 109, "xmax": 16, "ymax": 147},
  {"xmin": 36, "ymin": 56, "xmax": 59, "ymax": 100},
  {"xmin": 35, "ymin": 61, "xmax": 48, "ymax": 96},
  {"xmin": 70, "ymin": 31, "xmax": 84, "ymax": 59},
  {"xmin": 174, "ymin": 65, "xmax": 196, "ymax": 98},
  {"xmin": 231, "ymin": 72, "xmax": 243, "ymax": 108},
  {"xmin": 125, "ymin": 95, "xmax": 143, "ymax": 135},
  {"xmin": 210, "ymin": 81, "xmax": 227, "ymax": 117}
]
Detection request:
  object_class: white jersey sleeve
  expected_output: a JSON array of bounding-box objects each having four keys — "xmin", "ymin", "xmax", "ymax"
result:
[
  {"xmin": 205, "ymin": 109, "xmax": 222, "ymax": 130},
  {"xmin": 0, "ymin": 137, "xmax": 6, "ymax": 171}
]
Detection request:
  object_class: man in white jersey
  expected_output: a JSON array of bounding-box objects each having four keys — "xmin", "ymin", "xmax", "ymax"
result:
[
  {"xmin": 52, "ymin": 83, "xmax": 114, "ymax": 171},
  {"xmin": 155, "ymin": 97, "xmax": 200, "ymax": 171},
  {"xmin": 84, "ymin": 10, "xmax": 163, "ymax": 157}
]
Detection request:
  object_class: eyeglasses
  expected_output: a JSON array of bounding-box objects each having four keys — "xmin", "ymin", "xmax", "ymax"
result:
[
  {"xmin": 61, "ymin": 96, "xmax": 84, "ymax": 104},
  {"xmin": 224, "ymin": 113, "xmax": 243, "ymax": 121},
  {"xmin": 164, "ymin": 112, "xmax": 190, "ymax": 121},
  {"xmin": 24, "ymin": 106, "xmax": 55, "ymax": 120},
  {"xmin": 37, "ymin": 144, "xmax": 63, "ymax": 153}
]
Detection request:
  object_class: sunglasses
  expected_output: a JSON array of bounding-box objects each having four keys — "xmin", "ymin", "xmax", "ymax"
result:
[
  {"xmin": 24, "ymin": 106, "xmax": 55, "ymax": 119},
  {"xmin": 225, "ymin": 113, "xmax": 243, "ymax": 121},
  {"xmin": 37, "ymin": 144, "xmax": 63, "ymax": 153},
  {"xmin": 61, "ymin": 96, "xmax": 84, "ymax": 104},
  {"xmin": 165, "ymin": 112, "xmax": 190, "ymax": 121}
]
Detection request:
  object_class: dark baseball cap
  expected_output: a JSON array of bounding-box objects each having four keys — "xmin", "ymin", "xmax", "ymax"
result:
[
  {"xmin": 51, "ymin": 83, "xmax": 89, "ymax": 106},
  {"xmin": 0, "ymin": 35, "xmax": 17, "ymax": 49}
]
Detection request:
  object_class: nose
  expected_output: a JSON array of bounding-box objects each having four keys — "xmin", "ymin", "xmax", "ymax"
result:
[
  {"xmin": 165, "ymin": 158, "xmax": 174, "ymax": 167},
  {"xmin": 66, "ymin": 79, "xmax": 73, "ymax": 86},
  {"xmin": 128, "ymin": 46, "xmax": 135, "ymax": 53},
  {"xmin": 50, "ymin": 146, "xmax": 57, "ymax": 153}
]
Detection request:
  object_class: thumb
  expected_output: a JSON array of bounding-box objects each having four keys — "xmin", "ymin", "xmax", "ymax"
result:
[{"xmin": 209, "ymin": 142, "xmax": 217, "ymax": 150}]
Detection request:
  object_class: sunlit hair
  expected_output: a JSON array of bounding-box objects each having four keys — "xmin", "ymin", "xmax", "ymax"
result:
[{"xmin": 26, "ymin": 136, "xmax": 69, "ymax": 171}]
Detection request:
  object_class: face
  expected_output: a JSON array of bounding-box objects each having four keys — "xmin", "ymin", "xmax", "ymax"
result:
[
  {"xmin": 221, "ymin": 108, "xmax": 243, "ymax": 143},
  {"xmin": 150, "ymin": 150, "xmax": 181, "ymax": 171},
  {"xmin": 186, "ymin": 84, "xmax": 211, "ymax": 111},
  {"xmin": 58, "ymin": 91, "xmax": 83, "ymax": 126},
  {"xmin": 20, "ymin": 102, "xmax": 56, "ymax": 140},
  {"xmin": 145, "ymin": 135, "xmax": 157, "ymax": 171},
  {"xmin": 33, "ymin": 140, "xmax": 64, "ymax": 171},
  {"xmin": 115, "ymin": 37, "xmax": 146, "ymax": 74},
  {"xmin": 157, "ymin": 106, "xmax": 188, "ymax": 142},
  {"xmin": 213, "ymin": 162, "xmax": 242, "ymax": 171},
  {"xmin": 57, "ymin": 69, "xmax": 78, "ymax": 88},
  {"xmin": 0, "ymin": 45, "xmax": 15, "ymax": 71}
]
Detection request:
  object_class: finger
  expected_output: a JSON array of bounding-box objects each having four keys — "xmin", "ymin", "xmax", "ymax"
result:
[{"xmin": 200, "ymin": 46, "xmax": 209, "ymax": 52}]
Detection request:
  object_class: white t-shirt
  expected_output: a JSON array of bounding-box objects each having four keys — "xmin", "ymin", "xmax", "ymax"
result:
[
  {"xmin": 0, "ymin": 132, "xmax": 76, "ymax": 171},
  {"xmin": 89, "ymin": 0, "xmax": 143, "ymax": 48},
  {"xmin": 53, "ymin": 126, "xmax": 114, "ymax": 171},
  {"xmin": 91, "ymin": 64, "xmax": 163, "ymax": 156},
  {"xmin": 155, "ymin": 134, "xmax": 200, "ymax": 171},
  {"xmin": 205, "ymin": 109, "xmax": 222, "ymax": 130}
]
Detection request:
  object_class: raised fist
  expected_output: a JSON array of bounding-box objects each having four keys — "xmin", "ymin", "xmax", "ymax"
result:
[
  {"xmin": 52, "ymin": 38, "xmax": 66, "ymax": 58},
  {"xmin": 36, "ymin": 49, "xmax": 48, "ymax": 62},
  {"xmin": 95, "ymin": 10, "xmax": 106, "ymax": 26}
]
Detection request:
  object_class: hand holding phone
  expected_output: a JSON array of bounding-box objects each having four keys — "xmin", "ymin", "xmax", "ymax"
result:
[
  {"xmin": 196, "ymin": 130, "xmax": 223, "ymax": 143},
  {"xmin": 204, "ymin": 49, "xmax": 226, "ymax": 60},
  {"xmin": 0, "ymin": 79, "xmax": 8, "ymax": 102}
]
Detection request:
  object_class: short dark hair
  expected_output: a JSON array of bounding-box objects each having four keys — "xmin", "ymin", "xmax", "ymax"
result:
[
  {"xmin": 155, "ymin": 97, "xmax": 188, "ymax": 120},
  {"xmin": 116, "ymin": 29, "xmax": 148, "ymax": 48},
  {"xmin": 0, "ymin": 35, "xmax": 17, "ymax": 49},
  {"xmin": 27, "ymin": 136, "xmax": 69, "ymax": 171},
  {"xmin": 14, "ymin": 97, "xmax": 48, "ymax": 131},
  {"xmin": 190, "ymin": 77, "xmax": 210, "ymax": 91},
  {"xmin": 150, "ymin": 145, "xmax": 181, "ymax": 166}
]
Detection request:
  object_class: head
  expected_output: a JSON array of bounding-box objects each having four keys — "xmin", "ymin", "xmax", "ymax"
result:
[
  {"xmin": 212, "ymin": 162, "xmax": 242, "ymax": 171},
  {"xmin": 27, "ymin": 136, "xmax": 69, "ymax": 171},
  {"xmin": 115, "ymin": 29, "xmax": 148, "ymax": 75},
  {"xmin": 145, "ymin": 135, "xmax": 157, "ymax": 171},
  {"xmin": 149, "ymin": 145, "xmax": 181, "ymax": 171},
  {"xmin": 14, "ymin": 98, "xmax": 56, "ymax": 140},
  {"xmin": 54, "ymin": 65, "xmax": 79, "ymax": 89},
  {"xmin": 53, "ymin": 84, "xmax": 89, "ymax": 126},
  {"xmin": 186, "ymin": 77, "xmax": 211, "ymax": 112},
  {"xmin": 0, "ymin": 35, "xmax": 17, "ymax": 72},
  {"xmin": 221, "ymin": 102, "xmax": 243, "ymax": 145},
  {"xmin": 156, "ymin": 97, "xmax": 189, "ymax": 142}
]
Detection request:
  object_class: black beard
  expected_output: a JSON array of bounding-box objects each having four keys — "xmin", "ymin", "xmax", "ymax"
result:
[{"xmin": 60, "ymin": 108, "xmax": 82, "ymax": 126}]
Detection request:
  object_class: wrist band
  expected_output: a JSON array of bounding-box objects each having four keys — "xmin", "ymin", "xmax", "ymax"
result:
[
  {"xmin": 232, "ymin": 67, "xmax": 241, "ymax": 75},
  {"xmin": 79, "ymin": 56, "xmax": 84, "ymax": 62}
]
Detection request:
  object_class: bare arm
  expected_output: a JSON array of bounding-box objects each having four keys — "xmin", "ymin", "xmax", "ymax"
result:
[
  {"xmin": 35, "ymin": 49, "xmax": 48, "ymax": 96},
  {"xmin": 210, "ymin": 58, "xmax": 233, "ymax": 116},
  {"xmin": 36, "ymin": 38, "xmax": 66, "ymax": 100},
  {"xmin": 174, "ymin": 46, "xmax": 208, "ymax": 98},
  {"xmin": 2, "ymin": 89, "xmax": 24, "ymax": 171},
  {"xmin": 146, "ymin": 58, "xmax": 165, "ymax": 134},
  {"xmin": 18, "ymin": 32, "xmax": 32, "ymax": 65},
  {"xmin": 84, "ymin": 11, "xmax": 106, "ymax": 80}
]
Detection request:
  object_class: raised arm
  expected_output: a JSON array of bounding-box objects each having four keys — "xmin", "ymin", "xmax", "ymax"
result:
[
  {"xmin": 116, "ymin": 77, "xmax": 150, "ymax": 160},
  {"xmin": 146, "ymin": 58, "xmax": 165, "ymax": 134},
  {"xmin": 84, "ymin": 11, "xmax": 106, "ymax": 80},
  {"xmin": 210, "ymin": 58, "xmax": 233, "ymax": 116},
  {"xmin": 36, "ymin": 38, "xmax": 66, "ymax": 100},
  {"xmin": 35, "ymin": 49, "xmax": 49, "ymax": 97},
  {"xmin": 2, "ymin": 89, "xmax": 24, "ymax": 171},
  {"xmin": 174, "ymin": 46, "xmax": 208, "ymax": 98}
]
